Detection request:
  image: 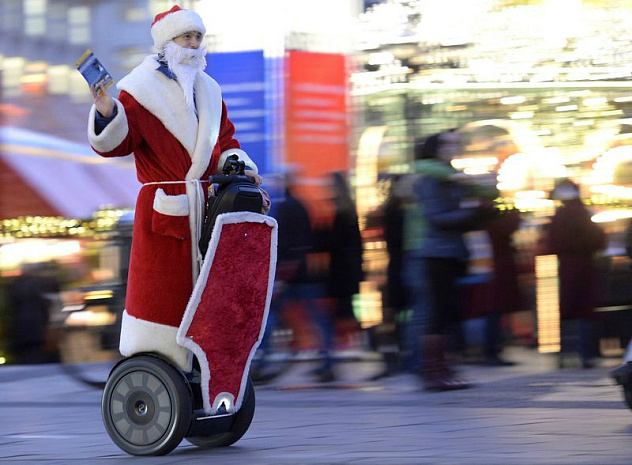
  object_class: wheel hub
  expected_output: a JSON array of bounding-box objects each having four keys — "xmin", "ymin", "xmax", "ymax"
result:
[
  {"xmin": 126, "ymin": 391, "xmax": 156, "ymax": 425},
  {"xmin": 109, "ymin": 371, "xmax": 172, "ymax": 446}
]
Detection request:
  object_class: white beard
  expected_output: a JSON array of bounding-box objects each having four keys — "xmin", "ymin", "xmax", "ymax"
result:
[{"xmin": 163, "ymin": 41, "xmax": 207, "ymax": 115}]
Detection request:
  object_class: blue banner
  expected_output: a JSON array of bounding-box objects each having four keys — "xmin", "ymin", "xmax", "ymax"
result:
[{"xmin": 205, "ymin": 50, "xmax": 269, "ymax": 173}]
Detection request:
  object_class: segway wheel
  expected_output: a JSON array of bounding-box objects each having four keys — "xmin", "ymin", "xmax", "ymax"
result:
[
  {"xmin": 187, "ymin": 377, "xmax": 256, "ymax": 448},
  {"xmin": 102, "ymin": 355, "xmax": 192, "ymax": 456}
]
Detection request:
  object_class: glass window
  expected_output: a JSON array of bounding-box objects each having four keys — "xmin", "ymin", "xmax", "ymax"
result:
[
  {"xmin": 24, "ymin": 0, "xmax": 47, "ymax": 36},
  {"xmin": 68, "ymin": 6, "xmax": 90, "ymax": 45},
  {"xmin": 48, "ymin": 3, "xmax": 67, "ymax": 41},
  {"xmin": 24, "ymin": 0, "xmax": 46, "ymax": 15}
]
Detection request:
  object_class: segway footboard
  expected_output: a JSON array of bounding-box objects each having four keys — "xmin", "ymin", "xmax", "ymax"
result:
[
  {"xmin": 186, "ymin": 376, "xmax": 256, "ymax": 448},
  {"xmin": 178, "ymin": 212, "xmax": 277, "ymax": 417}
]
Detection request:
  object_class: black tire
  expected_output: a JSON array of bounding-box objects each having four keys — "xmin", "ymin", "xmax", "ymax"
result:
[
  {"xmin": 102, "ymin": 355, "xmax": 192, "ymax": 456},
  {"xmin": 187, "ymin": 377, "xmax": 256, "ymax": 448}
]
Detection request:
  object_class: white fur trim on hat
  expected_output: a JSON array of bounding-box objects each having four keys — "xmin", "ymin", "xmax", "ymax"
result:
[{"xmin": 151, "ymin": 7, "xmax": 206, "ymax": 50}]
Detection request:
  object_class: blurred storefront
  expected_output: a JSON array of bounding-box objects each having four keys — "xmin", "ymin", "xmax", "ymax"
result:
[{"xmin": 351, "ymin": 0, "xmax": 632, "ymax": 350}]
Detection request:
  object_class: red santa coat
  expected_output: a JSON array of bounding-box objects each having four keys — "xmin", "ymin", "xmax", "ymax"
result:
[{"xmin": 88, "ymin": 55, "xmax": 256, "ymax": 370}]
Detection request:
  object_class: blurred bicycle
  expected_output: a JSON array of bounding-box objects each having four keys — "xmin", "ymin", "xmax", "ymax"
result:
[
  {"xmin": 52, "ymin": 211, "xmax": 132, "ymax": 388},
  {"xmin": 52, "ymin": 284, "xmax": 124, "ymax": 388}
]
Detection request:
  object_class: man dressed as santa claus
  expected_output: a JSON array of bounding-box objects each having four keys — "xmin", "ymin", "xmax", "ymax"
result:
[{"xmin": 87, "ymin": 5, "xmax": 266, "ymax": 375}]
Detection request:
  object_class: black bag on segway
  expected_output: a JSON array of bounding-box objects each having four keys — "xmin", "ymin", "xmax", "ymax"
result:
[{"xmin": 198, "ymin": 155, "xmax": 263, "ymax": 256}]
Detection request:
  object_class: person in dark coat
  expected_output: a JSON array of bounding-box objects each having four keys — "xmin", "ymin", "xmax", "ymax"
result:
[
  {"xmin": 326, "ymin": 172, "xmax": 364, "ymax": 323},
  {"xmin": 483, "ymin": 207, "xmax": 523, "ymax": 365},
  {"xmin": 306, "ymin": 171, "xmax": 363, "ymax": 382},
  {"xmin": 370, "ymin": 175, "xmax": 409, "ymax": 379},
  {"xmin": 625, "ymin": 220, "xmax": 632, "ymax": 259},
  {"xmin": 548, "ymin": 179, "xmax": 607, "ymax": 368},
  {"xmin": 383, "ymin": 175, "xmax": 408, "ymax": 322},
  {"xmin": 416, "ymin": 131, "xmax": 495, "ymax": 391}
]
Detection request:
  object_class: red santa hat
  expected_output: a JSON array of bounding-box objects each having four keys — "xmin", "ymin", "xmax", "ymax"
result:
[{"xmin": 151, "ymin": 5, "xmax": 206, "ymax": 49}]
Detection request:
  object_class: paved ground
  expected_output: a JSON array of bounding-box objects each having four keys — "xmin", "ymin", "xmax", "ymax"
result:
[{"xmin": 1, "ymin": 347, "xmax": 632, "ymax": 464}]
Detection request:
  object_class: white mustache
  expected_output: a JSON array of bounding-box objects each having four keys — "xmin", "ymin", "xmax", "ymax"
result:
[{"xmin": 163, "ymin": 41, "xmax": 207, "ymax": 69}]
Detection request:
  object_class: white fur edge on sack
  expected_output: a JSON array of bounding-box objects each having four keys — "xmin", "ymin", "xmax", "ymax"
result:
[
  {"xmin": 218, "ymin": 148, "xmax": 258, "ymax": 174},
  {"xmin": 119, "ymin": 310, "xmax": 193, "ymax": 372},
  {"xmin": 87, "ymin": 99, "xmax": 129, "ymax": 153},
  {"xmin": 176, "ymin": 211, "xmax": 278, "ymax": 415},
  {"xmin": 153, "ymin": 189, "xmax": 189, "ymax": 216}
]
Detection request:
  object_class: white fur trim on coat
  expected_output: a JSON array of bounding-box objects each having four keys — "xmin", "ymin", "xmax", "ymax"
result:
[
  {"xmin": 119, "ymin": 310, "xmax": 193, "ymax": 372},
  {"xmin": 117, "ymin": 55, "xmax": 222, "ymax": 165},
  {"xmin": 177, "ymin": 211, "xmax": 278, "ymax": 414},
  {"xmin": 153, "ymin": 188, "xmax": 189, "ymax": 216},
  {"xmin": 185, "ymin": 72, "xmax": 222, "ymax": 180},
  {"xmin": 87, "ymin": 99, "xmax": 128, "ymax": 153},
  {"xmin": 218, "ymin": 148, "xmax": 258, "ymax": 174}
]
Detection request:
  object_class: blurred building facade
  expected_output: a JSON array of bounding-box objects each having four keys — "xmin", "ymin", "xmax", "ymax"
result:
[
  {"xmin": 2, "ymin": 0, "xmax": 632, "ymax": 355},
  {"xmin": 0, "ymin": 0, "xmax": 362, "ymax": 207},
  {"xmin": 0, "ymin": 0, "xmax": 363, "ymax": 361}
]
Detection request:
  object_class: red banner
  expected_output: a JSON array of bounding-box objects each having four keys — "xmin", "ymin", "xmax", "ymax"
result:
[{"xmin": 285, "ymin": 51, "xmax": 350, "ymax": 208}]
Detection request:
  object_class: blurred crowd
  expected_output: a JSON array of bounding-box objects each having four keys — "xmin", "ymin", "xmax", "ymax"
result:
[
  {"xmin": 251, "ymin": 169, "xmax": 364, "ymax": 384},
  {"xmin": 252, "ymin": 129, "xmax": 619, "ymax": 391}
]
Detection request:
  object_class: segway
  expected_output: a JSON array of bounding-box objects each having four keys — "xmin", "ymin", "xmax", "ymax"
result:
[{"xmin": 101, "ymin": 157, "xmax": 277, "ymax": 456}]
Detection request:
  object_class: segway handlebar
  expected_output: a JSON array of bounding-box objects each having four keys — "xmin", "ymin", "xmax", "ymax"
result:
[{"xmin": 207, "ymin": 174, "xmax": 255, "ymax": 185}]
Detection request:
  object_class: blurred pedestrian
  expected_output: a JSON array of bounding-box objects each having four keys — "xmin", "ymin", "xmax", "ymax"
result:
[
  {"xmin": 9, "ymin": 262, "xmax": 60, "ymax": 364},
  {"xmin": 415, "ymin": 130, "xmax": 496, "ymax": 391},
  {"xmin": 85, "ymin": 5, "xmax": 265, "ymax": 368},
  {"xmin": 548, "ymin": 179, "xmax": 607, "ymax": 369},
  {"xmin": 369, "ymin": 175, "xmax": 409, "ymax": 379},
  {"xmin": 252, "ymin": 169, "xmax": 326, "ymax": 383},
  {"xmin": 625, "ymin": 219, "xmax": 632, "ymax": 258},
  {"xmin": 483, "ymin": 206, "xmax": 522, "ymax": 365},
  {"xmin": 314, "ymin": 172, "xmax": 364, "ymax": 382},
  {"xmin": 327, "ymin": 172, "xmax": 364, "ymax": 326},
  {"xmin": 400, "ymin": 140, "xmax": 468, "ymax": 374}
]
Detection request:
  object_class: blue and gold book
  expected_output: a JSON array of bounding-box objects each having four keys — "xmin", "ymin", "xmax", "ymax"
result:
[{"xmin": 75, "ymin": 49, "xmax": 113, "ymax": 90}]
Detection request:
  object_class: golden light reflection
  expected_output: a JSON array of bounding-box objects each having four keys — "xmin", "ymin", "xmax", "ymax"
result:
[
  {"xmin": 536, "ymin": 254, "xmax": 560, "ymax": 353},
  {"xmin": 64, "ymin": 308, "xmax": 117, "ymax": 327},
  {"xmin": 591, "ymin": 209, "xmax": 632, "ymax": 223},
  {"xmin": 353, "ymin": 281, "xmax": 382, "ymax": 329}
]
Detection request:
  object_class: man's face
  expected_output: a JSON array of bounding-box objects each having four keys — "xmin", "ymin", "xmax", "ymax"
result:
[
  {"xmin": 173, "ymin": 31, "xmax": 203, "ymax": 49},
  {"xmin": 438, "ymin": 132, "xmax": 462, "ymax": 162}
]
